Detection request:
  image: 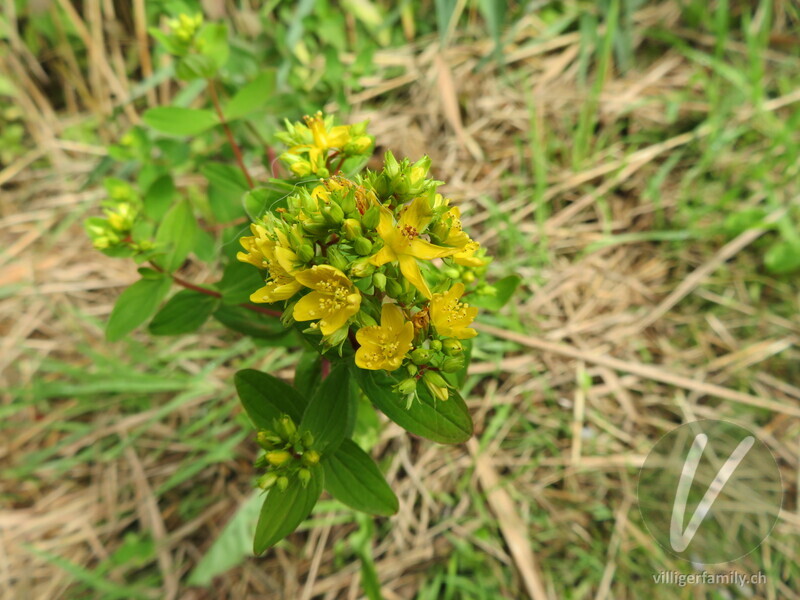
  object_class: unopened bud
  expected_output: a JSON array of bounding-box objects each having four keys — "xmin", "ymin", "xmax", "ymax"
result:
[
  {"xmin": 372, "ymin": 272, "xmax": 387, "ymax": 290},
  {"xmin": 442, "ymin": 356, "xmax": 465, "ymax": 373},
  {"xmin": 298, "ymin": 468, "xmax": 311, "ymax": 487},
  {"xmin": 411, "ymin": 348, "xmax": 433, "ymax": 365},
  {"xmin": 396, "ymin": 378, "xmax": 417, "ymax": 395},
  {"xmin": 257, "ymin": 472, "xmax": 278, "ymax": 489},
  {"xmin": 407, "ymin": 363, "xmax": 418, "ymax": 376},
  {"xmin": 362, "ymin": 205, "xmax": 380, "ymax": 229},
  {"xmin": 303, "ymin": 450, "xmax": 320, "ymax": 466},
  {"xmin": 386, "ymin": 279, "xmax": 403, "ymax": 298},
  {"xmin": 349, "ymin": 258, "xmax": 375, "ymax": 279},
  {"xmin": 277, "ymin": 476, "xmax": 289, "ymax": 491},
  {"xmin": 442, "ymin": 338, "xmax": 463, "ymax": 356},
  {"xmin": 278, "ymin": 415, "xmax": 297, "ymax": 438},
  {"xmin": 462, "ymin": 270, "xmax": 476, "ymax": 283},
  {"xmin": 423, "ymin": 371, "xmax": 450, "ymax": 402},
  {"xmin": 302, "ymin": 431, "xmax": 314, "ymax": 448},
  {"xmin": 354, "ymin": 237, "xmax": 373, "ymax": 256},
  {"xmin": 265, "ymin": 450, "xmax": 292, "ymax": 467},
  {"xmin": 257, "ymin": 431, "xmax": 282, "ymax": 449},
  {"xmin": 327, "ymin": 246, "xmax": 349, "ymax": 272},
  {"xmin": 343, "ymin": 218, "xmax": 362, "ymax": 240},
  {"xmin": 422, "ymin": 370, "xmax": 448, "ymax": 389},
  {"xmin": 297, "ymin": 244, "xmax": 315, "ymax": 263},
  {"xmin": 430, "ymin": 340, "xmax": 442, "ymax": 352},
  {"xmin": 322, "ymin": 202, "xmax": 344, "ymax": 225}
]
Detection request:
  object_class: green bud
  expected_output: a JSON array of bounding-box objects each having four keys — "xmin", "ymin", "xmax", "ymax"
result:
[
  {"xmin": 257, "ymin": 472, "xmax": 278, "ymax": 490},
  {"xmin": 411, "ymin": 348, "xmax": 433, "ymax": 365},
  {"xmin": 301, "ymin": 219, "xmax": 329, "ymax": 236},
  {"xmin": 277, "ymin": 476, "xmax": 289, "ymax": 491},
  {"xmin": 396, "ymin": 378, "xmax": 418, "ymax": 395},
  {"xmin": 298, "ymin": 468, "xmax": 312, "ymax": 487},
  {"xmin": 362, "ymin": 205, "xmax": 380, "ymax": 229},
  {"xmin": 372, "ymin": 272, "xmax": 387, "ymax": 291},
  {"xmin": 257, "ymin": 431, "xmax": 282, "ymax": 449},
  {"xmin": 407, "ymin": 363, "xmax": 418, "ymax": 376},
  {"xmin": 422, "ymin": 369, "xmax": 448, "ymax": 389},
  {"xmin": 349, "ymin": 258, "xmax": 375, "ymax": 279},
  {"xmin": 462, "ymin": 270, "xmax": 476, "ymax": 283},
  {"xmin": 430, "ymin": 340, "xmax": 443, "ymax": 351},
  {"xmin": 442, "ymin": 356, "xmax": 465, "ymax": 373},
  {"xmin": 444, "ymin": 267, "xmax": 460, "ymax": 279},
  {"xmin": 354, "ymin": 237, "xmax": 373, "ymax": 256},
  {"xmin": 343, "ymin": 218, "xmax": 362, "ymax": 240},
  {"xmin": 301, "ymin": 431, "xmax": 314, "ymax": 448},
  {"xmin": 423, "ymin": 371, "xmax": 450, "ymax": 401},
  {"xmin": 297, "ymin": 244, "xmax": 315, "ymax": 263},
  {"xmin": 265, "ymin": 450, "xmax": 292, "ymax": 467},
  {"xmin": 278, "ymin": 415, "xmax": 297, "ymax": 439},
  {"xmin": 442, "ymin": 338, "xmax": 463, "ymax": 356},
  {"xmin": 340, "ymin": 191, "xmax": 357, "ymax": 215},
  {"xmin": 303, "ymin": 450, "xmax": 320, "ymax": 466},
  {"xmin": 327, "ymin": 246, "xmax": 349, "ymax": 272},
  {"xmin": 386, "ymin": 279, "xmax": 404, "ymax": 298},
  {"xmin": 322, "ymin": 202, "xmax": 344, "ymax": 225}
]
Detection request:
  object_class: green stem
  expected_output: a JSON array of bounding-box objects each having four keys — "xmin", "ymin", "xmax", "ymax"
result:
[{"xmin": 207, "ymin": 79, "xmax": 255, "ymax": 189}]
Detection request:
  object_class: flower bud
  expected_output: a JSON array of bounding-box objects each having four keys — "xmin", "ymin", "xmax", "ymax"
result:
[
  {"xmin": 278, "ymin": 415, "xmax": 297, "ymax": 439},
  {"xmin": 322, "ymin": 202, "xmax": 344, "ymax": 225},
  {"xmin": 362, "ymin": 205, "xmax": 380, "ymax": 229},
  {"xmin": 277, "ymin": 476, "xmax": 289, "ymax": 491},
  {"xmin": 298, "ymin": 468, "xmax": 312, "ymax": 487},
  {"xmin": 423, "ymin": 371, "xmax": 450, "ymax": 401},
  {"xmin": 343, "ymin": 218, "xmax": 362, "ymax": 240},
  {"xmin": 302, "ymin": 431, "xmax": 315, "ymax": 448},
  {"xmin": 349, "ymin": 258, "xmax": 375, "ymax": 279},
  {"xmin": 442, "ymin": 338, "xmax": 463, "ymax": 356},
  {"xmin": 372, "ymin": 272, "xmax": 387, "ymax": 291},
  {"xmin": 327, "ymin": 246, "xmax": 349, "ymax": 272},
  {"xmin": 301, "ymin": 219, "xmax": 329, "ymax": 236},
  {"xmin": 257, "ymin": 431, "xmax": 282, "ymax": 449},
  {"xmin": 303, "ymin": 450, "xmax": 320, "ymax": 466},
  {"xmin": 462, "ymin": 270, "xmax": 476, "ymax": 283},
  {"xmin": 407, "ymin": 363, "xmax": 418, "ymax": 376},
  {"xmin": 257, "ymin": 472, "xmax": 278, "ymax": 489},
  {"xmin": 354, "ymin": 237, "xmax": 373, "ymax": 256},
  {"xmin": 396, "ymin": 378, "xmax": 417, "ymax": 395},
  {"xmin": 444, "ymin": 267, "xmax": 460, "ymax": 279},
  {"xmin": 386, "ymin": 279, "xmax": 404, "ymax": 298},
  {"xmin": 297, "ymin": 244, "xmax": 315, "ymax": 263},
  {"xmin": 265, "ymin": 450, "xmax": 292, "ymax": 467},
  {"xmin": 411, "ymin": 348, "xmax": 433, "ymax": 365},
  {"xmin": 430, "ymin": 340, "xmax": 442, "ymax": 351},
  {"xmin": 442, "ymin": 356, "xmax": 465, "ymax": 373},
  {"xmin": 340, "ymin": 192, "xmax": 357, "ymax": 215}
]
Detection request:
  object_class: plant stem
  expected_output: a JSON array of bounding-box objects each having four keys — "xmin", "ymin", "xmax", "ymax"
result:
[
  {"xmin": 149, "ymin": 262, "xmax": 281, "ymax": 318},
  {"xmin": 207, "ymin": 79, "xmax": 255, "ymax": 189}
]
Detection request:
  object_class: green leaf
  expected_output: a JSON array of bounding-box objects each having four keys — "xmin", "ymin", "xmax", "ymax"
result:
[
  {"xmin": 213, "ymin": 303, "xmax": 288, "ymax": 339},
  {"xmin": 224, "ymin": 70, "xmax": 276, "ymax": 121},
  {"xmin": 148, "ymin": 27, "xmax": 186, "ymax": 56},
  {"xmin": 354, "ymin": 369, "xmax": 473, "ymax": 444},
  {"xmin": 469, "ymin": 275, "xmax": 520, "ymax": 311},
  {"xmin": 234, "ymin": 369, "xmax": 307, "ymax": 426},
  {"xmin": 106, "ymin": 276, "xmax": 172, "ymax": 342},
  {"xmin": 147, "ymin": 289, "xmax": 219, "ymax": 335},
  {"xmin": 202, "ymin": 162, "xmax": 249, "ymax": 222},
  {"xmin": 143, "ymin": 175, "xmax": 176, "ymax": 221},
  {"xmin": 253, "ymin": 464, "xmax": 323, "ymax": 554},
  {"xmin": 154, "ymin": 199, "xmax": 198, "ymax": 272},
  {"xmin": 765, "ymin": 240, "xmax": 800, "ymax": 274},
  {"xmin": 176, "ymin": 54, "xmax": 219, "ymax": 81},
  {"xmin": 323, "ymin": 439, "xmax": 398, "ymax": 516},
  {"xmin": 300, "ymin": 364, "xmax": 355, "ymax": 454},
  {"xmin": 294, "ymin": 351, "xmax": 322, "ymax": 399},
  {"xmin": 187, "ymin": 491, "xmax": 262, "ymax": 586},
  {"xmin": 197, "ymin": 23, "xmax": 230, "ymax": 68},
  {"xmin": 143, "ymin": 107, "xmax": 218, "ymax": 137},
  {"xmin": 193, "ymin": 228, "xmax": 217, "ymax": 262}
]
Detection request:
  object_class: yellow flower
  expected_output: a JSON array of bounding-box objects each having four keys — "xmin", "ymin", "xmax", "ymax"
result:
[
  {"xmin": 453, "ymin": 240, "xmax": 490, "ymax": 267},
  {"xmin": 238, "ymin": 225, "xmax": 303, "ymax": 303},
  {"xmin": 305, "ymin": 112, "xmax": 351, "ymax": 150},
  {"xmin": 429, "ymin": 282, "xmax": 478, "ymax": 339},
  {"xmin": 293, "ymin": 265, "xmax": 361, "ymax": 335},
  {"xmin": 439, "ymin": 206, "xmax": 471, "ymax": 248},
  {"xmin": 355, "ymin": 303, "xmax": 414, "ymax": 371},
  {"xmin": 370, "ymin": 197, "xmax": 458, "ymax": 298}
]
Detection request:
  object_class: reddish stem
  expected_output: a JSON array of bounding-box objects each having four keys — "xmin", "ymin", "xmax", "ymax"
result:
[
  {"xmin": 149, "ymin": 262, "xmax": 281, "ymax": 318},
  {"xmin": 207, "ymin": 79, "xmax": 255, "ymax": 189},
  {"xmin": 321, "ymin": 358, "xmax": 331, "ymax": 379}
]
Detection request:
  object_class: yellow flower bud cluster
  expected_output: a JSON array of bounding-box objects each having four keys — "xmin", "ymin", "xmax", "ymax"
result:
[
  {"xmin": 239, "ymin": 115, "xmax": 494, "ymax": 403},
  {"xmin": 276, "ymin": 112, "xmax": 374, "ymax": 178},
  {"xmin": 167, "ymin": 13, "xmax": 203, "ymax": 45},
  {"xmin": 254, "ymin": 415, "xmax": 319, "ymax": 490},
  {"xmin": 84, "ymin": 179, "xmax": 148, "ymax": 254}
]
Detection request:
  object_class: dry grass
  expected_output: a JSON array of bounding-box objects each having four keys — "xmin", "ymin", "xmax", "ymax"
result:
[{"xmin": 2, "ymin": 2, "xmax": 800, "ymax": 598}]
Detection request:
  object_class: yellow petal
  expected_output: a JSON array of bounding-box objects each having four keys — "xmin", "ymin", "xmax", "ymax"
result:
[
  {"xmin": 408, "ymin": 238, "xmax": 458, "ymax": 260},
  {"xmin": 319, "ymin": 309, "xmax": 350, "ymax": 335},
  {"xmin": 400, "ymin": 196, "xmax": 432, "ymax": 231},
  {"xmin": 293, "ymin": 291, "xmax": 325, "ymax": 321},
  {"xmin": 380, "ymin": 303, "xmax": 405, "ymax": 332},
  {"xmin": 370, "ymin": 245, "xmax": 395, "ymax": 267},
  {"xmin": 398, "ymin": 254, "xmax": 432, "ymax": 298}
]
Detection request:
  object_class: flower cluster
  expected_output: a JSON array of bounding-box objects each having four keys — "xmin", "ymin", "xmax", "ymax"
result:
[
  {"xmin": 84, "ymin": 178, "xmax": 151, "ymax": 255},
  {"xmin": 239, "ymin": 114, "xmax": 491, "ymax": 403},
  {"xmin": 276, "ymin": 111, "xmax": 374, "ymax": 178},
  {"xmin": 254, "ymin": 415, "xmax": 319, "ymax": 490}
]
